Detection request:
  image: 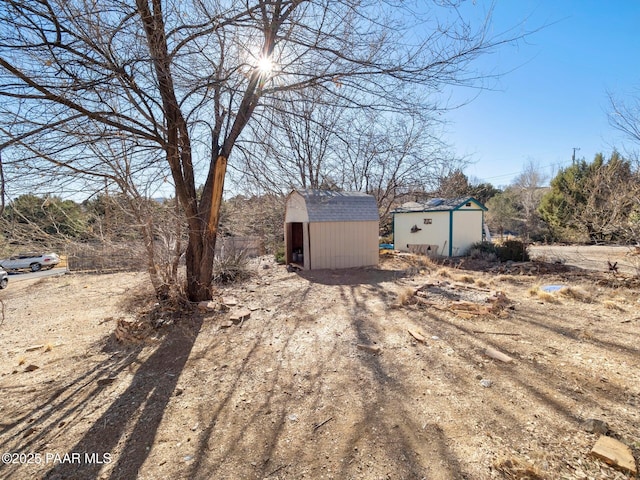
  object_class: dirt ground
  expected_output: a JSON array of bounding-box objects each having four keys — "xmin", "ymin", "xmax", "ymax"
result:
[{"xmin": 1, "ymin": 248, "xmax": 639, "ymax": 480}]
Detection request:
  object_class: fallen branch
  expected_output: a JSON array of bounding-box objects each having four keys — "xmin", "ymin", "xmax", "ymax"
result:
[
  {"xmin": 313, "ymin": 416, "xmax": 333, "ymax": 432},
  {"xmin": 268, "ymin": 463, "xmax": 290, "ymax": 477},
  {"xmin": 453, "ymin": 283, "xmax": 492, "ymax": 292},
  {"xmin": 357, "ymin": 343, "xmax": 382, "ymax": 354},
  {"xmin": 472, "ymin": 331, "xmax": 521, "ymax": 336},
  {"xmin": 408, "ymin": 328, "xmax": 427, "ymax": 343},
  {"xmin": 484, "ymin": 347, "xmax": 513, "ymax": 363}
]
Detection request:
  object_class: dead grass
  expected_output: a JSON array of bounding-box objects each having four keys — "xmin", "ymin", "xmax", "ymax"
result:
[
  {"xmin": 527, "ymin": 285, "xmax": 539, "ymax": 296},
  {"xmin": 455, "ymin": 274, "xmax": 475, "ymax": 284},
  {"xmin": 603, "ymin": 300, "xmax": 625, "ymax": 311},
  {"xmin": 493, "ymin": 274, "xmax": 522, "ymax": 284},
  {"xmin": 436, "ymin": 267, "xmax": 450, "ymax": 278},
  {"xmin": 2, "ymin": 257, "xmax": 640, "ymax": 480},
  {"xmin": 579, "ymin": 329, "xmax": 595, "ymax": 340},
  {"xmin": 528, "ymin": 286, "xmax": 561, "ymax": 304},
  {"xmin": 493, "ymin": 457, "xmax": 546, "ymax": 480},
  {"xmin": 558, "ymin": 286, "xmax": 593, "ymax": 303}
]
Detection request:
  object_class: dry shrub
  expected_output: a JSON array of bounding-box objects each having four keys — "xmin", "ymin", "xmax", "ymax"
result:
[
  {"xmin": 527, "ymin": 285, "xmax": 541, "ymax": 296},
  {"xmin": 115, "ymin": 317, "xmax": 153, "ymax": 343},
  {"xmin": 456, "ymin": 274, "xmax": 475, "ymax": 284},
  {"xmin": 396, "ymin": 287, "xmax": 416, "ymax": 307},
  {"xmin": 436, "ymin": 268, "xmax": 450, "ymax": 278},
  {"xmin": 404, "ymin": 254, "xmax": 434, "ymax": 275},
  {"xmin": 528, "ymin": 287, "xmax": 560, "ymax": 304},
  {"xmin": 558, "ymin": 286, "xmax": 592, "ymax": 303},
  {"xmin": 475, "ymin": 279, "xmax": 488, "ymax": 288},
  {"xmin": 538, "ymin": 291, "xmax": 559, "ymax": 303},
  {"xmin": 414, "ymin": 255, "xmax": 434, "ymax": 268},
  {"xmin": 496, "ymin": 239, "xmax": 530, "ymax": 262},
  {"xmin": 212, "ymin": 250, "xmax": 250, "ymax": 284}
]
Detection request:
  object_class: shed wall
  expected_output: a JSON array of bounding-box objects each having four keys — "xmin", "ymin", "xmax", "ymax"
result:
[
  {"xmin": 309, "ymin": 221, "xmax": 378, "ymax": 269},
  {"xmin": 284, "ymin": 192, "xmax": 309, "ymax": 223},
  {"xmin": 394, "ymin": 211, "xmax": 450, "ymax": 254},
  {"xmin": 456, "ymin": 201, "xmax": 479, "ymax": 210},
  {"xmin": 451, "ymin": 210, "xmax": 484, "ymax": 256}
]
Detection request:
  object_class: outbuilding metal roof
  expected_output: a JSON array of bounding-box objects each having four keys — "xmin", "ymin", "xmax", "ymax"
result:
[
  {"xmin": 392, "ymin": 196, "xmax": 487, "ymax": 213},
  {"xmin": 295, "ymin": 189, "xmax": 380, "ymax": 223}
]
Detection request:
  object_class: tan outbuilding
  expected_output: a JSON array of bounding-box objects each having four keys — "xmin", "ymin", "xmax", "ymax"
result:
[
  {"xmin": 392, "ymin": 197, "xmax": 488, "ymax": 257},
  {"xmin": 284, "ymin": 190, "xmax": 379, "ymax": 270}
]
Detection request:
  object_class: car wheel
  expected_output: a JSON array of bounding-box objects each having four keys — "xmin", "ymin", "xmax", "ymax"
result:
[
  {"xmin": 30, "ymin": 263, "xmax": 42, "ymax": 272},
  {"xmin": 0, "ymin": 278, "xmax": 7, "ymax": 289}
]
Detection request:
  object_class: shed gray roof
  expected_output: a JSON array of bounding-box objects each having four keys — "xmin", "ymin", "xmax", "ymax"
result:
[
  {"xmin": 392, "ymin": 196, "xmax": 487, "ymax": 213},
  {"xmin": 294, "ymin": 189, "xmax": 379, "ymax": 222}
]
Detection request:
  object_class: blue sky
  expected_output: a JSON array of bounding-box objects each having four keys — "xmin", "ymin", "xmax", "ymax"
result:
[{"xmin": 443, "ymin": 1, "xmax": 640, "ymax": 188}]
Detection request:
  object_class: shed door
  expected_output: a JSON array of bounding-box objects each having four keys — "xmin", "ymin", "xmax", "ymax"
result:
[{"xmin": 286, "ymin": 222, "xmax": 304, "ymax": 264}]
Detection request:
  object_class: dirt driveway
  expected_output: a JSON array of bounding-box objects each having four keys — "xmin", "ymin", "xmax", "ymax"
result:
[
  {"xmin": 529, "ymin": 244, "xmax": 640, "ymax": 276},
  {"xmin": 0, "ymin": 254, "xmax": 639, "ymax": 479}
]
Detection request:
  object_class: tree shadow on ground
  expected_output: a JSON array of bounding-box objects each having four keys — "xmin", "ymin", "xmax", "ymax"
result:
[
  {"xmin": 40, "ymin": 316, "xmax": 202, "ymax": 480},
  {"xmin": 298, "ymin": 267, "xmax": 409, "ymax": 286}
]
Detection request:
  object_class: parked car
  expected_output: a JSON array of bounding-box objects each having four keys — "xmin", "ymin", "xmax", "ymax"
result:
[
  {"xmin": 0, "ymin": 268, "xmax": 7, "ymax": 289},
  {"xmin": 0, "ymin": 252, "xmax": 60, "ymax": 272}
]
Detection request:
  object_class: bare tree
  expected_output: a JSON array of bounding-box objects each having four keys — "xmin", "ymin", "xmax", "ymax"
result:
[
  {"xmin": 608, "ymin": 89, "xmax": 640, "ymax": 244},
  {"xmin": 340, "ymin": 111, "xmax": 457, "ymax": 216},
  {"xmin": 0, "ymin": 0, "xmax": 524, "ymax": 301},
  {"xmin": 578, "ymin": 153, "xmax": 640, "ymax": 243},
  {"xmin": 237, "ymin": 96, "xmax": 460, "ymax": 218},
  {"xmin": 609, "ymin": 89, "xmax": 640, "ymax": 146},
  {"xmin": 511, "ymin": 160, "xmax": 547, "ymax": 241},
  {"xmin": 235, "ymin": 89, "xmax": 345, "ymax": 192},
  {"xmin": 486, "ymin": 191, "xmax": 518, "ymax": 242}
]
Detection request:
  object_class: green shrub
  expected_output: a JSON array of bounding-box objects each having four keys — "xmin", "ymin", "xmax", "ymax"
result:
[
  {"xmin": 468, "ymin": 241, "xmax": 498, "ymax": 261},
  {"xmin": 274, "ymin": 245, "xmax": 286, "ymax": 264},
  {"xmin": 496, "ymin": 240, "xmax": 529, "ymax": 262}
]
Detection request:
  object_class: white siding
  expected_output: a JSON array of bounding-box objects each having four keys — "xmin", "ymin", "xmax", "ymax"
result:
[
  {"xmin": 457, "ymin": 201, "xmax": 478, "ymax": 210},
  {"xmin": 284, "ymin": 191, "xmax": 309, "ymax": 223},
  {"xmin": 284, "ymin": 190, "xmax": 380, "ymax": 270},
  {"xmin": 394, "ymin": 211, "xmax": 450, "ymax": 254},
  {"xmin": 394, "ymin": 209, "xmax": 484, "ymax": 256},
  {"xmin": 451, "ymin": 210, "xmax": 483, "ymax": 256},
  {"xmin": 309, "ymin": 221, "xmax": 378, "ymax": 269}
]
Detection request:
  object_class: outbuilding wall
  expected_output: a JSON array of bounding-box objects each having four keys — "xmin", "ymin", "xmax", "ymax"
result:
[
  {"xmin": 308, "ymin": 221, "xmax": 379, "ymax": 269},
  {"xmin": 393, "ymin": 211, "xmax": 450, "ymax": 255},
  {"xmin": 284, "ymin": 192, "xmax": 308, "ymax": 223},
  {"xmin": 394, "ymin": 207, "xmax": 485, "ymax": 257},
  {"xmin": 283, "ymin": 190, "xmax": 380, "ymax": 270},
  {"xmin": 451, "ymin": 210, "xmax": 484, "ymax": 256}
]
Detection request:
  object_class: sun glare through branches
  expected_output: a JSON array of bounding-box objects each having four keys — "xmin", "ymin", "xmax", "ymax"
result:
[{"xmin": 257, "ymin": 55, "xmax": 274, "ymax": 75}]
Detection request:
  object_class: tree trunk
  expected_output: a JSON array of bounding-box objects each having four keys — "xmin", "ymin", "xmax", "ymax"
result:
[
  {"xmin": 184, "ymin": 155, "xmax": 228, "ymax": 302},
  {"xmin": 185, "ymin": 229, "xmax": 214, "ymax": 302}
]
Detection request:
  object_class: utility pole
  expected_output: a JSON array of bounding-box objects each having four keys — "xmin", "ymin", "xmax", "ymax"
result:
[{"xmin": 572, "ymin": 147, "xmax": 580, "ymax": 165}]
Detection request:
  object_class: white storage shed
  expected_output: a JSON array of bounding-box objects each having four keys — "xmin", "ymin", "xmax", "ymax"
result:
[
  {"xmin": 284, "ymin": 190, "xmax": 380, "ymax": 270},
  {"xmin": 392, "ymin": 197, "xmax": 487, "ymax": 257}
]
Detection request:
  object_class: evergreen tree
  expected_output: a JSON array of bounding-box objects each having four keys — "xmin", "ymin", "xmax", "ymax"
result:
[{"xmin": 539, "ymin": 152, "xmax": 639, "ymax": 242}]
